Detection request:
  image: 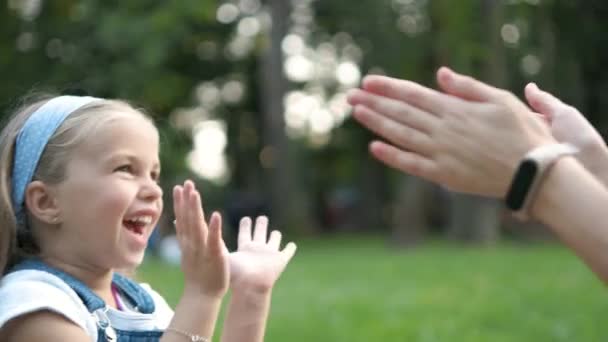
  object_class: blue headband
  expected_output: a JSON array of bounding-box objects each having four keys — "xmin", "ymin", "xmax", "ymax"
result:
[{"xmin": 11, "ymin": 95, "xmax": 100, "ymax": 223}]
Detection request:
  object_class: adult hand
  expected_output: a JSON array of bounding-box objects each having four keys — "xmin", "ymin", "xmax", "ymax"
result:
[
  {"xmin": 228, "ymin": 216, "xmax": 297, "ymax": 293},
  {"xmin": 173, "ymin": 180, "xmax": 229, "ymax": 298},
  {"xmin": 523, "ymin": 83, "xmax": 608, "ymax": 186},
  {"xmin": 347, "ymin": 67, "xmax": 557, "ymax": 197}
]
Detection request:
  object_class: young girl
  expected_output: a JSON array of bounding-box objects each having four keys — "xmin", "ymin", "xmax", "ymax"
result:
[{"xmin": 0, "ymin": 95, "xmax": 297, "ymax": 341}]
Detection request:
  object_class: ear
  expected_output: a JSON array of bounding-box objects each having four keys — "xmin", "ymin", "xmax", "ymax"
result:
[{"xmin": 24, "ymin": 180, "xmax": 61, "ymax": 225}]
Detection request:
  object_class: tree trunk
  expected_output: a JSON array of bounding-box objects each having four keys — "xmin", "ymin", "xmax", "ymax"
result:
[
  {"xmin": 447, "ymin": 194, "xmax": 501, "ymax": 243},
  {"xmin": 390, "ymin": 177, "xmax": 439, "ymax": 247},
  {"xmin": 359, "ymin": 154, "xmax": 386, "ymax": 232},
  {"xmin": 258, "ymin": 0, "xmax": 313, "ymax": 233}
]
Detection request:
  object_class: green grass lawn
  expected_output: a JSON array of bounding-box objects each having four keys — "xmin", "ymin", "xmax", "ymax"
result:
[{"xmin": 137, "ymin": 236, "xmax": 607, "ymax": 341}]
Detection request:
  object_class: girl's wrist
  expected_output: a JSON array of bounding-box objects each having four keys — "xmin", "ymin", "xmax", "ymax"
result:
[
  {"xmin": 231, "ymin": 282, "xmax": 273, "ymax": 297},
  {"xmin": 230, "ymin": 281, "xmax": 274, "ymax": 295},
  {"xmin": 229, "ymin": 286, "xmax": 273, "ymax": 312},
  {"xmin": 171, "ymin": 288, "xmax": 224, "ymax": 342},
  {"xmin": 182, "ymin": 285, "xmax": 227, "ymax": 302}
]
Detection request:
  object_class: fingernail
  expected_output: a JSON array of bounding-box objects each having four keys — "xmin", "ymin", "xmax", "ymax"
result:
[
  {"xmin": 438, "ymin": 67, "xmax": 452, "ymax": 83},
  {"xmin": 346, "ymin": 89, "xmax": 362, "ymax": 103}
]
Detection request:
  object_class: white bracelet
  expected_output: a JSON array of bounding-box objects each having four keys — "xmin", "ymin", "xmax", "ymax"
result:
[
  {"xmin": 505, "ymin": 143, "xmax": 578, "ymax": 220},
  {"xmin": 165, "ymin": 327, "xmax": 210, "ymax": 342}
]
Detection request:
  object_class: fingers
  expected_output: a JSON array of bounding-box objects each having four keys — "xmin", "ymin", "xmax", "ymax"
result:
[
  {"xmin": 369, "ymin": 140, "xmax": 438, "ymax": 181},
  {"xmin": 185, "ymin": 181, "xmax": 207, "ymax": 244},
  {"xmin": 172, "ymin": 185, "xmax": 185, "ymax": 240},
  {"xmin": 182, "ymin": 182, "xmax": 195, "ymax": 241},
  {"xmin": 253, "ymin": 216, "xmax": 268, "ymax": 243},
  {"xmin": 534, "ymin": 111, "xmax": 551, "ymax": 125},
  {"xmin": 207, "ymin": 212, "xmax": 226, "ymax": 256},
  {"xmin": 237, "ymin": 217, "xmax": 252, "ymax": 248},
  {"xmin": 184, "ymin": 180, "xmax": 207, "ymax": 224},
  {"xmin": 238, "ymin": 216, "xmax": 280, "ymax": 248},
  {"xmin": 173, "ymin": 180, "xmax": 209, "ymax": 247},
  {"xmin": 436, "ymin": 66, "xmax": 507, "ymax": 103},
  {"xmin": 268, "ymin": 230, "xmax": 282, "ymax": 250},
  {"xmin": 359, "ymin": 74, "xmax": 460, "ymax": 117},
  {"xmin": 524, "ymin": 82, "xmax": 560, "ymax": 121},
  {"xmin": 281, "ymin": 242, "xmax": 297, "ymax": 262},
  {"xmin": 351, "ymin": 104, "xmax": 434, "ymax": 157},
  {"xmin": 347, "ymin": 88, "xmax": 438, "ymax": 133},
  {"xmin": 238, "ymin": 215, "xmax": 291, "ymax": 252}
]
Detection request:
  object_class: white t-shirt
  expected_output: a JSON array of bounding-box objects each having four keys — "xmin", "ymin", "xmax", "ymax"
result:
[{"xmin": 0, "ymin": 269, "xmax": 174, "ymax": 341}]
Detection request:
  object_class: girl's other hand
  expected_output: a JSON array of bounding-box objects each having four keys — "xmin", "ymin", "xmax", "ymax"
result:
[{"xmin": 228, "ymin": 216, "xmax": 296, "ymax": 293}]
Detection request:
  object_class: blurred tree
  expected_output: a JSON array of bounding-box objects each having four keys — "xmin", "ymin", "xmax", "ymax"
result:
[
  {"xmin": 0, "ymin": 0, "xmax": 232, "ymax": 236},
  {"xmin": 3, "ymin": 0, "xmax": 608, "ymax": 243},
  {"xmin": 257, "ymin": 0, "xmax": 314, "ymax": 232}
]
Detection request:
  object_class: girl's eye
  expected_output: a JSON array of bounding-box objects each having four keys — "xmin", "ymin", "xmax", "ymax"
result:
[
  {"xmin": 114, "ymin": 164, "xmax": 133, "ymax": 174},
  {"xmin": 151, "ymin": 171, "xmax": 161, "ymax": 183}
]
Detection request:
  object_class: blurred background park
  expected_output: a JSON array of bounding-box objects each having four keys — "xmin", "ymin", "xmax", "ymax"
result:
[{"xmin": 2, "ymin": 0, "xmax": 608, "ymax": 340}]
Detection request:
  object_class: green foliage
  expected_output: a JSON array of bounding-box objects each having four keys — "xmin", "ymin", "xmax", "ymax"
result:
[
  {"xmin": 0, "ymin": 0, "xmax": 233, "ymax": 194},
  {"xmin": 0, "ymin": 0, "xmax": 227, "ymax": 110},
  {"xmin": 2, "ymin": 1, "xmax": 608, "ymax": 232}
]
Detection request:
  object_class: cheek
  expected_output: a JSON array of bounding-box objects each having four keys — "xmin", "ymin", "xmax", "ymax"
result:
[
  {"xmin": 150, "ymin": 198, "xmax": 164, "ymax": 227},
  {"xmin": 66, "ymin": 183, "xmax": 134, "ymax": 222},
  {"xmin": 94, "ymin": 187, "xmax": 134, "ymax": 217},
  {"xmin": 98, "ymin": 192, "xmax": 131, "ymax": 215}
]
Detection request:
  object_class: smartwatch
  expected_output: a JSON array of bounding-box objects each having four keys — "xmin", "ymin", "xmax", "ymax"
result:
[{"xmin": 505, "ymin": 143, "xmax": 578, "ymax": 220}]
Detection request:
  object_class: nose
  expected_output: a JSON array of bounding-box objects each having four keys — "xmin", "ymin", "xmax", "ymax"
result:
[{"xmin": 140, "ymin": 178, "xmax": 163, "ymax": 202}]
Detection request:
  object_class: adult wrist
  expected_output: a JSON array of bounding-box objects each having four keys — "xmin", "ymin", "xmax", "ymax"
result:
[
  {"xmin": 504, "ymin": 143, "xmax": 578, "ymax": 220},
  {"xmin": 530, "ymin": 156, "xmax": 584, "ymax": 225},
  {"xmin": 582, "ymin": 141, "xmax": 608, "ymax": 184}
]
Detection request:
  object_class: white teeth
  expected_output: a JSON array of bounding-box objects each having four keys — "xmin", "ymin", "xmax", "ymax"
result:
[{"xmin": 128, "ymin": 216, "xmax": 152, "ymax": 225}]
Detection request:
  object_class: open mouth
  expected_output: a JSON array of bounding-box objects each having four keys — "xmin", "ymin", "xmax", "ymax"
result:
[{"xmin": 123, "ymin": 216, "xmax": 152, "ymax": 235}]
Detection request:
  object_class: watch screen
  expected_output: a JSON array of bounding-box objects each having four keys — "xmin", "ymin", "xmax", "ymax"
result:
[{"xmin": 505, "ymin": 159, "xmax": 538, "ymax": 211}]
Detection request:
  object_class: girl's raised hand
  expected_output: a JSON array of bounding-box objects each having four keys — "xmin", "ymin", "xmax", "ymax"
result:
[
  {"xmin": 173, "ymin": 180, "xmax": 229, "ymax": 298},
  {"xmin": 228, "ymin": 216, "xmax": 296, "ymax": 293}
]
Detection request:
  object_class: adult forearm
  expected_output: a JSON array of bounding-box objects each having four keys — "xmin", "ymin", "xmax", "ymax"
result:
[
  {"xmin": 161, "ymin": 290, "xmax": 223, "ymax": 342},
  {"xmin": 531, "ymin": 156, "xmax": 608, "ymax": 283},
  {"xmin": 220, "ymin": 289, "xmax": 272, "ymax": 342},
  {"xmin": 584, "ymin": 142, "xmax": 608, "ymax": 188}
]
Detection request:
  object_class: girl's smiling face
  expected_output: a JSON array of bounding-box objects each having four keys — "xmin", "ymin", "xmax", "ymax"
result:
[{"xmin": 47, "ymin": 112, "xmax": 163, "ymax": 270}]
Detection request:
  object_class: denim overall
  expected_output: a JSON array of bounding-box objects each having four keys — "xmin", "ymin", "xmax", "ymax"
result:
[{"xmin": 11, "ymin": 259, "xmax": 164, "ymax": 342}]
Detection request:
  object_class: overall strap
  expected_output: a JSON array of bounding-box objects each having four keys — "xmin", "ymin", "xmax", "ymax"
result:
[
  {"xmin": 112, "ymin": 273, "xmax": 155, "ymax": 314},
  {"xmin": 11, "ymin": 259, "xmax": 105, "ymax": 311},
  {"xmin": 11, "ymin": 259, "xmax": 155, "ymax": 313},
  {"xmin": 10, "ymin": 259, "xmax": 162, "ymax": 342}
]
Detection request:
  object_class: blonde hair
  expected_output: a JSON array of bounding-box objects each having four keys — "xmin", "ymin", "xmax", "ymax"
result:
[{"xmin": 0, "ymin": 95, "xmax": 154, "ymax": 274}]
